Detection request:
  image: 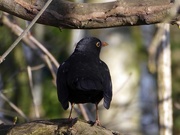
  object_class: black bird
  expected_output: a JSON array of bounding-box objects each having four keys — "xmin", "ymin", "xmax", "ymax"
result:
[{"xmin": 56, "ymin": 37, "xmax": 112, "ymax": 125}]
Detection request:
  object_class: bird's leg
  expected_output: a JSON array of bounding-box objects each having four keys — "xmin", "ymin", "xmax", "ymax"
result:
[
  {"xmin": 68, "ymin": 103, "xmax": 74, "ymax": 119},
  {"xmin": 94, "ymin": 104, "xmax": 101, "ymax": 126}
]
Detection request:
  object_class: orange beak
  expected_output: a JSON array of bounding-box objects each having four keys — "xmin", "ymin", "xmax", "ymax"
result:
[{"xmin": 102, "ymin": 42, "xmax": 108, "ymax": 47}]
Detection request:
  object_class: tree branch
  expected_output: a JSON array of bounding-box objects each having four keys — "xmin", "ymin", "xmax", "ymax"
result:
[
  {"xmin": 157, "ymin": 24, "xmax": 172, "ymax": 135},
  {"xmin": 0, "ymin": 118, "xmax": 122, "ymax": 135},
  {"xmin": 0, "ymin": 0, "xmax": 179, "ymax": 29},
  {"xmin": 1, "ymin": 13, "xmax": 59, "ymax": 78}
]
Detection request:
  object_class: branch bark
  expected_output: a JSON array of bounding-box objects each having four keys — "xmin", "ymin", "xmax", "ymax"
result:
[
  {"xmin": 0, "ymin": 0, "xmax": 179, "ymax": 29},
  {"xmin": 0, "ymin": 118, "xmax": 122, "ymax": 135}
]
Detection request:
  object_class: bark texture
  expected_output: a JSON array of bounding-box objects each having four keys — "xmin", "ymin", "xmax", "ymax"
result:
[
  {"xmin": 0, "ymin": 0, "xmax": 179, "ymax": 28},
  {"xmin": 0, "ymin": 118, "xmax": 122, "ymax": 135}
]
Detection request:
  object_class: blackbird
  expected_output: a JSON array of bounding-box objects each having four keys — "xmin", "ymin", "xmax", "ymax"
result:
[{"xmin": 56, "ymin": 37, "xmax": 112, "ymax": 125}]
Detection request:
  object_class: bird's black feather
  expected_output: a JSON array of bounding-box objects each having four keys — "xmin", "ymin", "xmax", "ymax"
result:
[
  {"xmin": 56, "ymin": 37, "xmax": 112, "ymax": 111},
  {"xmin": 56, "ymin": 62, "xmax": 69, "ymax": 110}
]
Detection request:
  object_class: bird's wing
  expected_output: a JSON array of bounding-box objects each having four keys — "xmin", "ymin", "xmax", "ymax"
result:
[
  {"xmin": 56, "ymin": 62, "xmax": 69, "ymax": 110},
  {"xmin": 101, "ymin": 61, "xmax": 112, "ymax": 109}
]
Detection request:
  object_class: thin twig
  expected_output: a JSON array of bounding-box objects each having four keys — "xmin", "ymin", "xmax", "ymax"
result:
[
  {"xmin": 31, "ymin": 64, "xmax": 45, "ymax": 71},
  {"xmin": 0, "ymin": 108, "xmax": 24, "ymax": 118},
  {"xmin": 27, "ymin": 66, "xmax": 40, "ymax": 118},
  {"xmin": 2, "ymin": 14, "xmax": 58, "ymax": 80},
  {"xmin": 43, "ymin": 55, "xmax": 56, "ymax": 84},
  {"xmin": 78, "ymin": 104, "xmax": 89, "ymax": 121},
  {"xmin": 0, "ymin": 92, "xmax": 29, "ymax": 121},
  {"xmin": 114, "ymin": 72, "xmax": 132, "ymax": 95},
  {"xmin": 29, "ymin": 35, "xmax": 59, "ymax": 68},
  {"xmin": 0, "ymin": 0, "xmax": 53, "ymax": 63}
]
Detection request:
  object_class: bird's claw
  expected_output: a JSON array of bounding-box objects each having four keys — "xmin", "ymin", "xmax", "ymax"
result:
[{"xmin": 94, "ymin": 119, "xmax": 101, "ymax": 126}]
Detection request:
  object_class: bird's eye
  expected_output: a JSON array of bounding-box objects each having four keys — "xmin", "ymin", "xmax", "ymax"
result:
[{"xmin": 96, "ymin": 42, "xmax": 101, "ymax": 47}]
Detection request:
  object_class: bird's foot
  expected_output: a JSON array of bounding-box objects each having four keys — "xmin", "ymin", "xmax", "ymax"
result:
[
  {"xmin": 94, "ymin": 119, "xmax": 101, "ymax": 126},
  {"xmin": 68, "ymin": 116, "xmax": 73, "ymax": 120},
  {"xmin": 67, "ymin": 117, "xmax": 78, "ymax": 127}
]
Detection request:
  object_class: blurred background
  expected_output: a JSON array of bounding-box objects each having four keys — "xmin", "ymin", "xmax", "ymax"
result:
[{"xmin": 0, "ymin": 0, "xmax": 180, "ymax": 135}]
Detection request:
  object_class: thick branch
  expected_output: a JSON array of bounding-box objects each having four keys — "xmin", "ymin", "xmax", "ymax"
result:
[
  {"xmin": 0, "ymin": 118, "xmax": 122, "ymax": 135},
  {"xmin": 0, "ymin": 0, "xmax": 179, "ymax": 28}
]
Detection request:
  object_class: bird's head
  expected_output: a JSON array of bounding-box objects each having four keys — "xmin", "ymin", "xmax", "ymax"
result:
[{"xmin": 75, "ymin": 37, "xmax": 108, "ymax": 56}]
